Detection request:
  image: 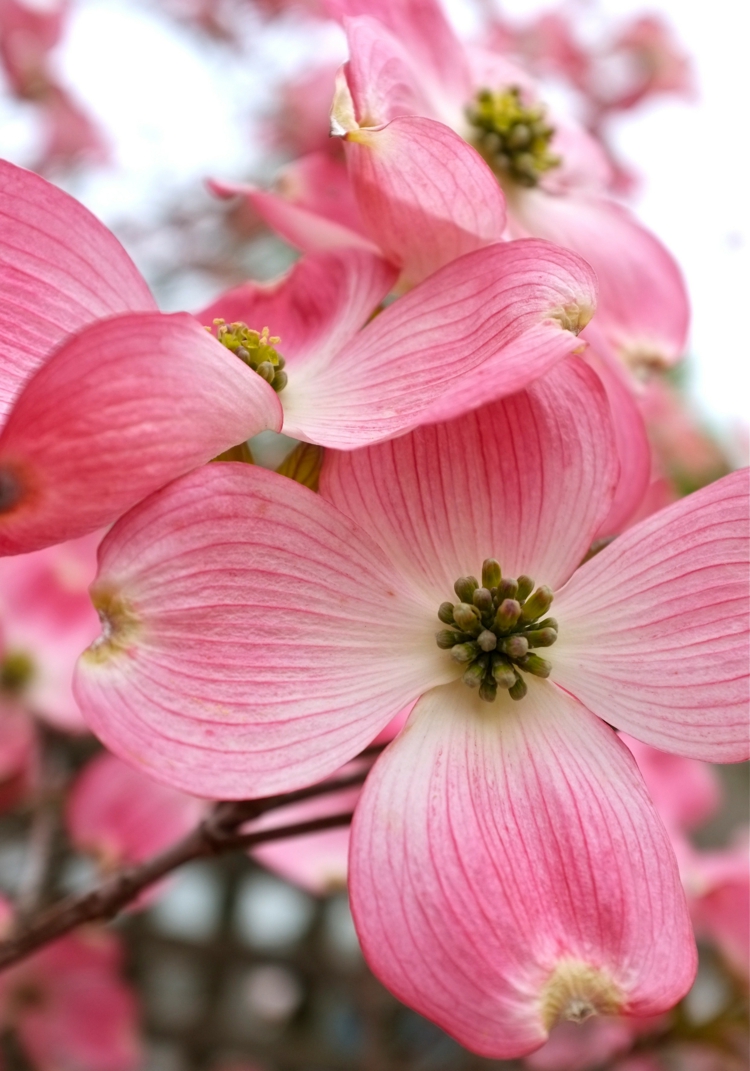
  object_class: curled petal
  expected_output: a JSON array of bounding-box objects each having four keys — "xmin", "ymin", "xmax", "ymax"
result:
[
  {"xmin": 586, "ymin": 351, "xmax": 652, "ymax": 538},
  {"xmin": 0, "ymin": 160, "xmax": 155, "ymax": 420},
  {"xmin": 321, "ymin": 357, "xmax": 617, "ymax": 603},
  {"xmin": 199, "ymin": 247, "xmax": 397, "ymax": 371},
  {"xmin": 0, "ymin": 312, "xmax": 282, "ymax": 555},
  {"xmin": 342, "ymin": 116, "xmax": 507, "ymax": 286},
  {"xmin": 209, "ymin": 153, "xmax": 377, "ymax": 257},
  {"xmin": 510, "ymin": 190, "xmax": 689, "ymax": 370},
  {"xmin": 350, "ymin": 679, "xmax": 695, "ymax": 1058},
  {"xmin": 553, "ymin": 469, "xmax": 750, "ymax": 761},
  {"xmin": 283, "ymin": 240, "xmax": 598, "ymax": 448},
  {"xmin": 66, "ymin": 751, "xmax": 206, "ymax": 868},
  {"xmin": 74, "ymin": 464, "xmax": 449, "ymax": 798},
  {"xmin": 621, "ymin": 735, "xmax": 721, "ymax": 836},
  {"xmin": 330, "ymin": 2, "xmax": 470, "ymax": 108}
]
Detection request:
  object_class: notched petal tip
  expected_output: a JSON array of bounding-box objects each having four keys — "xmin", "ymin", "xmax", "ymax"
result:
[
  {"xmin": 83, "ymin": 587, "xmax": 141, "ymax": 665},
  {"xmin": 330, "ymin": 68, "xmax": 360, "ymax": 138},
  {"xmin": 540, "ymin": 960, "xmax": 622, "ymax": 1031},
  {"xmin": 547, "ymin": 298, "xmax": 595, "ymax": 335},
  {"xmin": 0, "ymin": 468, "xmax": 24, "ymax": 515}
]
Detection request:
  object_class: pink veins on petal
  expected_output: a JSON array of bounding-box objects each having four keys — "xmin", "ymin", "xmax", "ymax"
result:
[{"xmin": 70, "ymin": 355, "xmax": 749, "ymax": 1056}]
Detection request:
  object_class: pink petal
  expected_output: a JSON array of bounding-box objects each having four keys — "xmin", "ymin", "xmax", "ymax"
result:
[
  {"xmin": 341, "ymin": 115, "xmax": 507, "ymax": 286},
  {"xmin": 509, "ymin": 190, "xmax": 689, "ymax": 369},
  {"xmin": 553, "ymin": 469, "xmax": 750, "ymax": 761},
  {"xmin": 209, "ymin": 152, "xmax": 378, "ymax": 256},
  {"xmin": 620, "ymin": 735, "xmax": 721, "ymax": 835},
  {"xmin": 0, "ymin": 532, "xmax": 101, "ymax": 731},
  {"xmin": 66, "ymin": 751, "xmax": 206, "ymax": 868},
  {"xmin": 330, "ymin": 1, "xmax": 471, "ymax": 108},
  {"xmin": 321, "ymin": 357, "xmax": 617, "ymax": 601},
  {"xmin": 283, "ymin": 239, "xmax": 598, "ymax": 447},
  {"xmin": 249, "ymin": 781, "xmax": 361, "ymax": 895},
  {"xmin": 0, "ymin": 312, "xmax": 282, "ymax": 555},
  {"xmin": 74, "ymin": 463, "xmax": 449, "ymax": 798},
  {"xmin": 5, "ymin": 930, "xmax": 141, "ymax": 1071},
  {"xmin": 586, "ymin": 351, "xmax": 652, "ymax": 538},
  {"xmin": 342, "ymin": 17, "xmax": 439, "ymax": 128},
  {"xmin": 198, "ymin": 247, "xmax": 397, "ymax": 373},
  {"xmin": 0, "ymin": 160, "xmax": 155, "ymax": 421},
  {"xmin": 350, "ymin": 679, "xmax": 695, "ymax": 1058}
]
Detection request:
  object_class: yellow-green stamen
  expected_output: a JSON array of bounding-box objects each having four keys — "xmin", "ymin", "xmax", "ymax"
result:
[
  {"xmin": 436, "ymin": 558, "xmax": 557, "ymax": 702},
  {"xmin": 466, "ymin": 87, "xmax": 560, "ymax": 187},
  {"xmin": 212, "ymin": 320, "xmax": 287, "ymax": 393}
]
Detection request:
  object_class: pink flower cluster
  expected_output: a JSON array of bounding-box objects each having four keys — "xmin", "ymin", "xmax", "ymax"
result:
[{"xmin": 0, "ymin": 0, "xmax": 746, "ymax": 1063}]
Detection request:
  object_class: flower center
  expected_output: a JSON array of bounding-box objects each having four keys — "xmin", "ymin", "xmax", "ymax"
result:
[
  {"xmin": 466, "ymin": 87, "xmax": 560, "ymax": 187},
  {"xmin": 0, "ymin": 651, "xmax": 35, "ymax": 695},
  {"xmin": 211, "ymin": 320, "xmax": 287, "ymax": 393},
  {"xmin": 435, "ymin": 558, "xmax": 557, "ymax": 703}
]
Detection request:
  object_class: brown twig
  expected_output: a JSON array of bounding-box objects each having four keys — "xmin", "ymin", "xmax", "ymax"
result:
[{"xmin": 0, "ymin": 808, "xmax": 355, "ymax": 971}]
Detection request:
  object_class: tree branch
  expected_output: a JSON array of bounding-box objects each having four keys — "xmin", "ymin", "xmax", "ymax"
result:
[{"xmin": 0, "ymin": 760, "xmax": 374, "ymax": 971}]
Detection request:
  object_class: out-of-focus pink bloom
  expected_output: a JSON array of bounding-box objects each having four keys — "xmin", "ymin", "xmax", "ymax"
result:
[
  {"xmin": 66, "ymin": 750, "xmax": 206, "ymax": 872},
  {"xmin": 525, "ymin": 1012, "xmax": 665, "ymax": 1071},
  {"xmin": 0, "ymin": 0, "xmax": 107, "ymax": 171},
  {"xmin": 270, "ymin": 63, "xmax": 343, "ymax": 158},
  {"xmin": 0, "ymin": 159, "xmax": 285, "ymax": 556},
  {"xmin": 198, "ymin": 239, "xmax": 596, "ymax": 448},
  {"xmin": 0, "ymin": 533, "xmax": 100, "ymax": 731},
  {"xmin": 72, "ymin": 358, "xmax": 750, "ymax": 1055},
  {"xmin": 0, "ymin": 702, "xmax": 36, "ymax": 813},
  {"xmin": 487, "ymin": 9, "xmax": 694, "ymax": 195},
  {"xmin": 0, "ymin": 901, "xmax": 141, "ymax": 1071},
  {"xmin": 249, "ymin": 781, "xmax": 358, "ymax": 894},
  {"xmin": 250, "ymin": 707, "xmax": 409, "ymax": 893},
  {"xmin": 310, "ymin": 0, "xmax": 689, "ymax": 370},
  {"xmin": 620, "ymin": 735, "xmax": 722, "ymax": 837},
  {"xmin": 639, "ymin": 379, "xmax": 733, "ymax": 495},
  {"xmin": 623, "ymin": 736, "xmax": 749, "ymax": 983},
  {"xmin": 687, "ymin": 833, "xmax": 750, "ymax": 982}
]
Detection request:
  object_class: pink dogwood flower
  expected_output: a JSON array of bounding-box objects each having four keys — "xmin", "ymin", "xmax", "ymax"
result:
[
  {"xmin": 67, "ymin": 750, "xmax": 206, "ymax": 873},
  {"xmin": 0, "ymin": 532, "xmax": 101, "ymax": 732},
  {"xmin": 0, "ymin": 157, "xmax": 597, "ymax": 555},
  {"xmin": 72, "ymin": 358, "xmax": 748, "ymax": 1056},
  {"xmin": 320, "ymin": 0, "xmax": 689, "ymax": 371},
  {"xmin": 0, "ymin": 900, "xmax": 141, "ymax": 1071},
  {"xmin": 0, "ymin": 159, "xmax": 282, "ymax": 555}
]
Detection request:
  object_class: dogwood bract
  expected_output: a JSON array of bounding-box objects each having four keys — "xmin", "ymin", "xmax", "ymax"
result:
[
  {"xmin": 73, "ymin": 358, "xmax": 748, "ymax": 1056},
  {"xmin": 0, "ymin": 158, "xmax": 596, "ymax": 555}
]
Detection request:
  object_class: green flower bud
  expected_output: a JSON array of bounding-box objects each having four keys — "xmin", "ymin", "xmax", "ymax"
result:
[
  {"xmin": 536, "ymin": 617, "xmax": 558, "ymax": 632},
  {"xmin": 516, "ymin": 575, "xmax": 535, "ymax": 602},
  {"xmin": 509, "ymin": 673, "xmax": 528, "ymax": 701},
  {"xmin": 479, "ymin": 677, "xmax": 498, "ymax": 703},
  {"xmin": 436, "ymin": 629, "xmax": 461, "ymax": 649},
  {"xmin": 501, "ymin": 634, "xmax": 529, "ymax": 659},
  {"xmin": 472, "ymin": 587, "xmax": 494, "ymax": 614},
  {"xmin": 462, "ymin": 661, "xmax": 486, "ymax": 688},
  {"xmin": 491, "ymin": 656, "xmax": 516, "ymax": 689},
  {"xmin": 524, "ymin": 627, "xmax": 557, "ymax": 648},
  {"xmin": 273, "ymin": 370, "xmax": 288, "ymax": 393},
  {"xmin": 477, "ymin": 629, "xmax": 497, "ymax": 652},
  {"xmin": 520, "ymin": 585, "xmax": 554, "ymax": 624},
  {"xmin": 451, "ymin": 642, "xmax": 479, "ymax": 664},
  {"xmin": 256, "ymin": 361, "xmax": 276, "ymax": 383},
  {"xmin": 518, "ymin": 653, "xmax": 552, "ymax": 678},
  {"xmin": 453, "ymin": 602, "xmax": 482, "ymax": 634},
  {"xmin": 494, "ymin": 599, "xmax": 521, "ymax": 631},
  {"xmin": 496, "ymin": 577, "xmax": 518, "ymax": 602},
  {"xmin": 437, "ymin": 602, "xmax": 455, "ymax": 625},
  {"xmin": 454, "ymin": 576, "xmax": 479, "ymax": 602},
  {"xmin": 481, "ymin": 558, "xmax": 502, "ymax": 589}
]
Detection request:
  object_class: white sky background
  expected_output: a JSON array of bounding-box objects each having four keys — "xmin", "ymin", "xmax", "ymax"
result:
[{"xmin": 1, "ymin": 0, "xmax": 748, "ymax": 437}]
